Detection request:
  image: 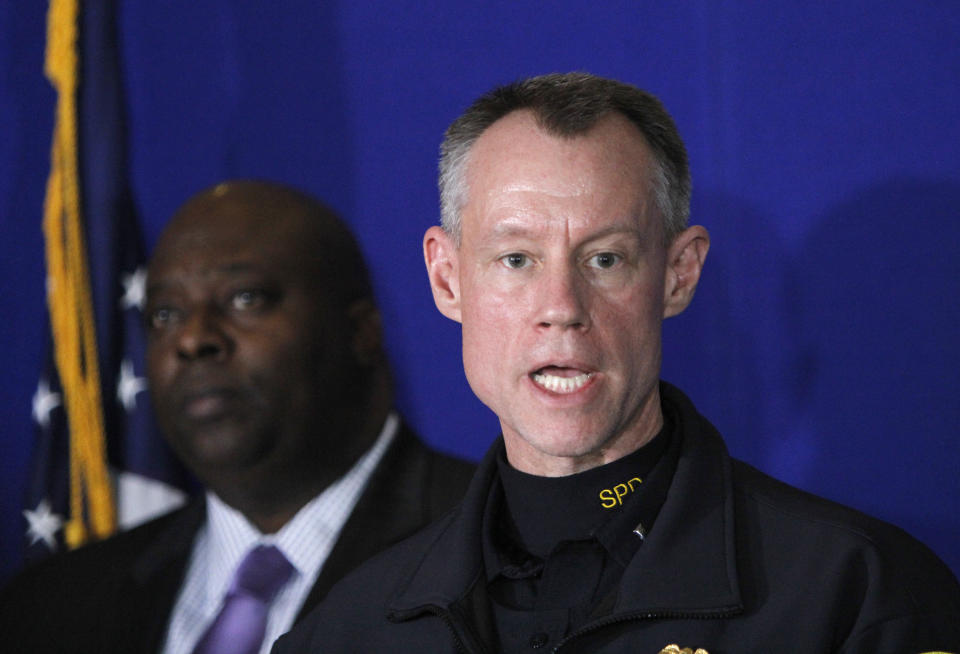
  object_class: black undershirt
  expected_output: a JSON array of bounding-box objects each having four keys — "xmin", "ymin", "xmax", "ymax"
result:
[
  {"xmin": 481, "ymin": 411, "xmax": 679, "ymax": 653},
  {"xmin": 497, "ymin": 429, "xmax": 668, "ymax": 558}
]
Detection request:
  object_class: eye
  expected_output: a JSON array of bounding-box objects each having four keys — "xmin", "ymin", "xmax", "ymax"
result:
[
  {"xmin": 230, "ymin": 289, "xmax": 267, "ymax": 311},
  {"xmin": 500, "ymin": 253, "xmax": 531, "ymax": 269},
  {"xmin": 146, "ymin": 307, "xmax": 180, "ymax": 330},
  {"xmin": 586, "ymin": 252, "xmax": 621, "ymax": 269}
]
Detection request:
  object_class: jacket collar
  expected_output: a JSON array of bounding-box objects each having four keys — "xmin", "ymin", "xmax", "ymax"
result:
[
  {"xmin": 613, "ymin": 383, "xmax": 742, "ymax": 613},
  {"xmin": 130, "ymin": 498, "xmax": 205, "ymax": 583},
  {"xmin": 388, "ymin": 382, "xmax": 743, "ymax": 617}
]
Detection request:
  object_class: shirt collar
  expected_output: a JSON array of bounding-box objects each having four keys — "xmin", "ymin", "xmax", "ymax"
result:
[{"xmin": 481, "ymin": 410, "xmax": 680, "ymax": 580}]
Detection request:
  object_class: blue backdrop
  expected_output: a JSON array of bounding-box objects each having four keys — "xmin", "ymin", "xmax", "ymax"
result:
[{"xmin": 1, "ymin": 1, "xmax": 958, "ymax": 582}]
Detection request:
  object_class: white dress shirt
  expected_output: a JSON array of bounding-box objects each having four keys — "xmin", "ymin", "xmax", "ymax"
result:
[{"xmin": 162, "ymin": 413, "xmax": 398, "ymax": 654}]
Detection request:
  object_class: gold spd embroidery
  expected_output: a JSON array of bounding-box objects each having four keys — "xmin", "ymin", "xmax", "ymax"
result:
[{"xmin": 598, "ymin": 476, "xmax": 643, "ymax": 508}]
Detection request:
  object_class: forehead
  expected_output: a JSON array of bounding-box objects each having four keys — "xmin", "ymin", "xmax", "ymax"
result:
[
  {"xmin": 148, "ymin": 196, "xmax": 314, "ymax": 282},
  {"xmin": 463, "ymin": 110, "xmax": 656, "ymax": 218}
]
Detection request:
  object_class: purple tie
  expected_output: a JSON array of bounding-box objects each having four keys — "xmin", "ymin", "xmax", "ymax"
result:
[{"xmin": 192, "ymin": 545, "xmax": 294, "ymax": 654}]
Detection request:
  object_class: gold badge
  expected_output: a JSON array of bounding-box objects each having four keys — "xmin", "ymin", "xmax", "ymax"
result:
[{"xmin": 659, "ymin": 645, "xmax": 709, "ymax": 654}]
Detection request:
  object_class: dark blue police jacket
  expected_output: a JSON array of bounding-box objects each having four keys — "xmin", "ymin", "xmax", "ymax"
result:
[{"xmin": 275, "ymin": 383, "xmax": 960, "ymax": 654}]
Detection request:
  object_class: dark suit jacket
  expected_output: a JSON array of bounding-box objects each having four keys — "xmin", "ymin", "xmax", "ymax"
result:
[{"xmin": 0, "ymin": 423, "xmax": 474, "ymax": 653}]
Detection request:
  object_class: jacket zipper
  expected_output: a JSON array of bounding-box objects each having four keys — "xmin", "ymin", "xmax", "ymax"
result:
[
  {"xmin": 422, "ymin": 606, "xmax": 494, "ymax": 654},
  {"xmin": 551, "ymin": 607, "xmax": 743, "ymax": 652},
  {"xmin": 395, "ymin": 602, "xmax": 742, "ymax": 652}
]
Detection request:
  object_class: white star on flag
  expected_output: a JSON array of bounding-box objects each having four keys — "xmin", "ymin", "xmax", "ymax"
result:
[
  {"xmin": 32, "ymin": 378, "xmax": 61, "ymax": 428},
  {"xmin": 120, "ymin": 266, "xmax": 147, "ymax": 310},
  {"xmin": 23, "ymin": 499, "xmax": 64, "ymax": 550},
  {"xmin": 117, "ymin": 358, "xmax": 148, "ymax": 411}
]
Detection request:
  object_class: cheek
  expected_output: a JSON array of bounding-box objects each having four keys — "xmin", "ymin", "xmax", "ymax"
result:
[
  {"xmin": 459, "ymin": 291, "xmax": 520, "ymax": 396},
  {"xmin": 268, "ymin": 333, "xmax": 321, "ymax": 379},
  {"xmin": 234, "ymin": 326, "xmax": 306, "ymax": 392},
  {"xmin": 145, "ymin": 343, "xmax": 174, "ymax": 399},
  {"xmin": 601, "ymin": 274, "xmax": 664, "ymax": 322},
  {"xmin": 609, "ymin": 294, "xmax": 664, "ymax": 375},
  {"xmin": 591, "ymin": 283, "xmax": 664, "ymax": 352},
  {"xmin": 284, "ymin": 320, "xmax": 362, "ymax": 401},
  {"xmin": 461, "ymin": 288, "xmax": 518, "ymax": 353}
]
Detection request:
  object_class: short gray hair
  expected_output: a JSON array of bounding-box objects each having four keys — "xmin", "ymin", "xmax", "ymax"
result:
[{"xmin": 438, "ymin": 72, "xmax": 691, "ymax": 245}]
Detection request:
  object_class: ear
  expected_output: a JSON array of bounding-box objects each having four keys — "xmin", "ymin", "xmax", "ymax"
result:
[
  {"xmin": 663, "ymin": 225, "xmax": 710, "ymax": 318},
  {"xmin": 347, "ymin": 298, "xmax": 384, "ymax": 366},
  {"xmin": 423, "ymin": 225, "xmax": 462, "ymax": 323}
]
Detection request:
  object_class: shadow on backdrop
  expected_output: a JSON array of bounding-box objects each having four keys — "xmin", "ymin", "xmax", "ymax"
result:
[
  {"xmin": 663, "ymin": 189, "xmax": 796, "ymax": 475},
  {"xmin": 664, "ymin": 182, "xmax": 960, "ymax": 577},
  {"xmin": 789, "ymin": 178, "xmax": 960, "ymax": 575}
]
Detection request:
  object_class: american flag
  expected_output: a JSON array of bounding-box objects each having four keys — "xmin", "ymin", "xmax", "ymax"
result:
[{"xmin": 24, "ymin": 0, "xmax": 192, "ymax": 561}]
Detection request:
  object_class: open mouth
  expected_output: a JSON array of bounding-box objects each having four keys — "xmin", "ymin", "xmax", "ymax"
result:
[{"xmin": 531, "ymin": 367, "xmax": 593, "ymax": 394}]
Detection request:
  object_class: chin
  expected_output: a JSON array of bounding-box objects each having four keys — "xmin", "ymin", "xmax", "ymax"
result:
[
  {"xmin": 177, "ymin": 425, "xmax": 264, "ymax": 471},
  {"xmin": 509, "ymin": 424, "xmax": 614, "ymax": 464}
]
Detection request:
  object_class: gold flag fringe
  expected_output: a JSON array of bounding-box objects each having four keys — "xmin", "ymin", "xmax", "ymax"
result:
[{"xmin": 42, "ymin": 0, "xmax": 116, "ymax": 548}]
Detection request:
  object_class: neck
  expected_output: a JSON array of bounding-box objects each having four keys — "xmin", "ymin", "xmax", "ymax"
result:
[
  {"xmin": 211, "ymin": 368, "xmax": 394, "ymax": 534},
  {"xmin": 504, "ymin": 389, "xmax": 663, "ymax": 477}
]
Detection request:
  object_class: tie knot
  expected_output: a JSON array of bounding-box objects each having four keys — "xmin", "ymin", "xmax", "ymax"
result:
[{"xmin": 229, "ymin": 545, "xmax": 294, "ymax": 602}]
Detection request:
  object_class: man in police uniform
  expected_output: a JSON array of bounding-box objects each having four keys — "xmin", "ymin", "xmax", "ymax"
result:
[{"xmin": 275, "ymin": 74, "xmax": 960, "ymax": 653}]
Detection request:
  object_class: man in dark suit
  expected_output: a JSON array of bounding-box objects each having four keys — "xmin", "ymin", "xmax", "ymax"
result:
[{"xmin": 0, "ymin": 180, "xmax": 474, "ymax": 653}]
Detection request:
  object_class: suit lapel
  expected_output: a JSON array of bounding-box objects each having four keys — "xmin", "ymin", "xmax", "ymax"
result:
[
  {"xmin": 295, "ymin": 424, "xmax": 431, "ymax": 621},
  {"xmin": 114, "ymin": 500, "xmax": 205, "ymax": 653}
]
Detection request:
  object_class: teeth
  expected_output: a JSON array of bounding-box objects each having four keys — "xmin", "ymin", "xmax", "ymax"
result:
[{"xmin": 533, "ymin": 371, "xmax": 592, "ymax": 394}]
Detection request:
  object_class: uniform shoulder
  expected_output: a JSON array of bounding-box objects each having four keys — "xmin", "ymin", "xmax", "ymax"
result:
[
  {"xmin": 730, "ymin": 459, "xmax": 960, "ymax": 614},
  {"xmin": 732, "ymin": 459, "xmax": 924, "ymax": 544}
]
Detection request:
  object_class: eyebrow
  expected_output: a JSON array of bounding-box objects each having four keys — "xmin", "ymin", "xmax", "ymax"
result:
[
  {"xmin": 480, "ymin": 219, "xmax": 645, "ymax": 246},
  {"xmin": 483, "ymin": 220, "xmax": 535, "ymax": 241}
]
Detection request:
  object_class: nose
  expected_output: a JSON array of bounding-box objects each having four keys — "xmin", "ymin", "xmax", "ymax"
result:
[
  {"xmin": 535, "ymin": 263, "xmax": 590, "ymax": 331},
  {"xmin": 175, "ymin": 305, "xmax": 232, "ymax": 361}
]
